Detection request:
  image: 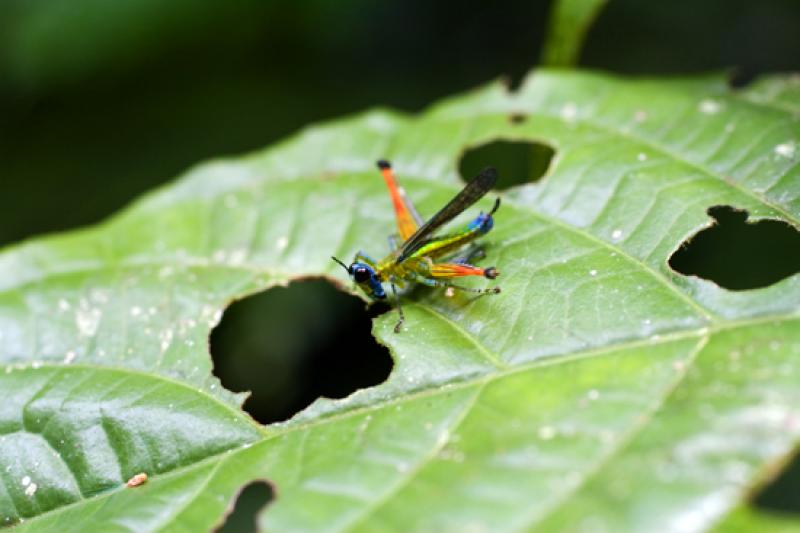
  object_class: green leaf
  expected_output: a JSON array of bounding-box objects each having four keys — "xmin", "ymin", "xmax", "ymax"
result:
[
  {"xmin": 0, "ymin": 365, "xmax": 260, "ymax": 526},
  {"xmin": 1, "ymin": 69, "xmax": 799, "ymax": 531},
  {"xmin": 714, "ymin": 507, "xmax": 800, "ymax": 533},
  {"xmin": 542, "ymin": 0, "xmax": 610, "ymax": 67}
]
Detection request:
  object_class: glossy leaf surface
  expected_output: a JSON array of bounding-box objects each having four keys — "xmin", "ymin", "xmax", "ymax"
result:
[{"xmin": 1, "ymin": 70, "xmax": 799, "ymax": 532}]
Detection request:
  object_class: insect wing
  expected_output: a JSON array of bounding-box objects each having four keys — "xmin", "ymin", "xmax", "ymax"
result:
[{"xmin": 398, "ymin": 167, "xmax": 497, "ymax": 261}]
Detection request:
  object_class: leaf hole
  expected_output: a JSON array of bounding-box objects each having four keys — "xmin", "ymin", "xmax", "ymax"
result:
[
  {"xmin": 216, "ymin": 480, "xmax": 275, "ymax": 533},
  {"xmin": 728, "ymin": 68, "xmax": 759, "ymax": 89},
  {"xmin": 669, "ymin": 205, "xmax": 800, "ymax": 290},
  {"xmin": 753, "ymin": 451, "xmax": 800, "ymax": 515},
  {"xmin": 459, "ymin": 139, "xmax": 554, "ymax": 191},
  {"xmin": 503, "ymin": 73, "xmax": 527, "ymax": 93},
  {"xmin": 509, "ymin": 113, "xmax": 528, "ymax": 124},
  {"xmin": 210, "ymin": 279, "xmax": 393, "ymax": 424}
]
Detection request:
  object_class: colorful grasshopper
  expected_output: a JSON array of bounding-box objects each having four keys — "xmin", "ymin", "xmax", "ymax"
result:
[{"xmin": 332, "ymin": 160, "xmax": 501, "ymax": 333}]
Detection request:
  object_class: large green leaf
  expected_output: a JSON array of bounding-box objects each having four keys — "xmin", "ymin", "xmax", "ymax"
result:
[{"xmin": 1, "ymin": 69, "xmax": 799, "ymax": 532}]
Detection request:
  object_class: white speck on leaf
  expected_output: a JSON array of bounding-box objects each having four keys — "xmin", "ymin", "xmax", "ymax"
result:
[
  {"xmin": 24, "ymin": 483, "xmax": 37, "ymax": 497},
  {"xmin": 160, "ymin": 329, "xmax": 173, "ymax": 352},
  {"xmin": 228, "ymin": 248, "xmax": 247, "ymax": 266},
  {"xmin": 589, "ymin": 269, "xmax": 597, "ymax": 277},
  {"xmin": 538, "ymin": 426, "xmax": 556, "ymax": 440},
  {"xmin": 560, "ymin": 102, "xmax": 578, "ymax": 121},
  {"xmin": 58, "ymin": 299, "xmax": 70, "ymax": 312},
  {"xmin": 611, "ymin": 229, "xmax": 623, "ymax": 241},
  {"xmin": 276, "ymin": 236, "xmax": 289, "ymax": 250},
  {"xmin": 130, "ymin": 306, "xmax": 142, "ymax": 317},
  {"xmin": 637, "ymin": 153, "xmax": 648, "ymax": 162},
  {"xmin": 698, "ymin": 99, "xmax": 722, "ymax": 114},
  {"xmin": 75, "ymin": 307, "xmax": 101, "ymax": 337},
  {"xmin": 63, "ymin": 351, "xmax": 76, "ymax": 364},
  {"xmin": 21, "ymin": 476, "xmax": 30, "ymax": 487},
  {"xmin": 774, "ymin": 141, "xmax": 796, "ymax": 159}
]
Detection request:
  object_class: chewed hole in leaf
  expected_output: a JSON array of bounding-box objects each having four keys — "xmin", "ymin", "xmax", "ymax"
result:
[
  {"xmin": 669, "ymin": 205, "xmax": 800, "ymax": 290},
  {"xmin": 216, "ymin": 481, "xmax": 275, "ymax": 533},
  {"xmin": 728, "ymin": 68, "xmax": 759, "ymax": 89},
  {"xmin": 210, "ymin": 279, "xmax": 393, "ymax": 424},
  {"xmin": 753, "ymin": 452, "xmax": 800, "ymax": 514},
  {"xmin": 459, "ymin": 139, "xmax": 554, "ymax": 190}
]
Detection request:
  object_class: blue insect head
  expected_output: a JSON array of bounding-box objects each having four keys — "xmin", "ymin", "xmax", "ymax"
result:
[{"xmin": 331, "ymin": 257, "xmax": 386, "ymax": 300}]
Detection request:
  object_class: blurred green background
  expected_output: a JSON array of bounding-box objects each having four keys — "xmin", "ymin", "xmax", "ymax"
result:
[
  {"xmin": 2, "ymin": 1, "xmax": 799, "ymax": 526},
  {"xmin": 2, "ymin": 0, "xmax": 800, "ymax": 247}
]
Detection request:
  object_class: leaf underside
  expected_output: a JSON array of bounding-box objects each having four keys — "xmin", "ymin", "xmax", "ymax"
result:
[{"xmin": 1, "ymin": 69, "xmax": 799, "ymax": 532}]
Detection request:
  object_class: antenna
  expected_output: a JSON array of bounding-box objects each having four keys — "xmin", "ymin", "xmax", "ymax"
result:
[{"xmin": 331, "ymin": 256, "xmax": 349, "ymax": 272}]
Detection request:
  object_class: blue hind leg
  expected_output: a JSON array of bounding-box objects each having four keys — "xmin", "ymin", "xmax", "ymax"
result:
[{"xmin": 453, "ymin": 246, "xmax": 486, "ymax": 264}]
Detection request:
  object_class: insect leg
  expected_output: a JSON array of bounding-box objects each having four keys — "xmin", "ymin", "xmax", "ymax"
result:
[
  {"xmin": 354, "ymin": 251, "xmax": 379, "ymax": 268},
  {"xmin": 429, "ymin": 262, "xmax": 500, "ymax": 280},
  {"xmin": 387, "ymin": 234, "xmax": 401, "ymax": 252},
  {"xmin": 391, "ymin": 282, "xmax": 405, "ymax": 333},
  {"xmin": 414, "ymin": 262, "xmax": 501, "ymax": 295},
  {"xmin": 453, "ymin": 245, "xmax": 486, "ymax": 264},
  {"xmin": 378, "ymin": 160, "xmax": 423, "ymax": 241},
  {"xmin": 433, "ymin": 280, "xmax": 500, "ymax": 295}
]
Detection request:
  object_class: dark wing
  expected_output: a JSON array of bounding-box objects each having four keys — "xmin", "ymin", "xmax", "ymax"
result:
[{"xmin": 397, "ymin": 167, "xmax": 497, "ymax": 262}]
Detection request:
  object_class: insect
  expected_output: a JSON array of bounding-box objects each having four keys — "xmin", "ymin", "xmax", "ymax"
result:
[
  {"xmin": 126, "ymin": 472, "xmax": 148, "ymax": 487},
  {"xmin": 332, "ymin": 160, "xmax": 501, "ymax": 333}
]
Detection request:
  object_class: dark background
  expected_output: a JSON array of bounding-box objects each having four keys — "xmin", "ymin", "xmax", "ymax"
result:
[
  {"xmin": 2, "ymin": 0, "xmax": 799, "ymax": 523},
  {"xmin": 2, "ymin": 0, "xmax": 800, "ymax": 247}
]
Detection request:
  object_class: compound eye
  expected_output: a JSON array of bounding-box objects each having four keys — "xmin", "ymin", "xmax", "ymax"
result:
[{"xmin": 352, "ymin": 266, "xmax": 370, "ymax": 283}]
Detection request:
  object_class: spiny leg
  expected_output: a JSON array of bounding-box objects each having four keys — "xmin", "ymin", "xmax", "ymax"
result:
[
  {"xmin": 436, "ymin": 281, "xmax": 501, "ymax": 295},
  {"xmin": 421, "ymin": 261, "xmax": 501, "ymax": 296},
  {"xmin": 377, "ymin": 160, "xmax": 423, "ymax": 241},
  {"xmin": 453, "ymin": 245, "xmax": 486, "ymax": 265},
  {"xmin": 428, "ymin": 261, "xmax": 500, "ymax": 281},
  {"xmin": 391, "ymin": 282, "xmax": 405, "ymax": 333}
]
